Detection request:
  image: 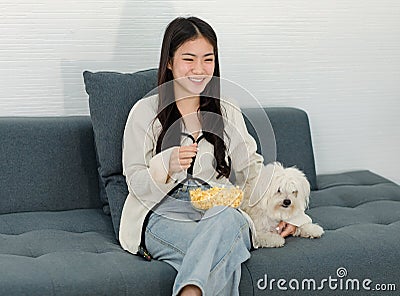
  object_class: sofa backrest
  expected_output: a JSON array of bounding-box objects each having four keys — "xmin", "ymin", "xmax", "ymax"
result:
[
  {"xmin": 243, "ymin": 107, "xmax": 317, "ymax": 190},
  {"xmin": 0, "ymin": 107, "xmax": 317, "ymax": 215},
  {"xmin": 0, "ymin": 116, "xmax": 102, "ymax": 214}
]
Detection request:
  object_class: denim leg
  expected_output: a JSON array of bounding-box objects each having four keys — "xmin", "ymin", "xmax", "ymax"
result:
[
  {"xmin": 172, "ymin": 206, "xmax": 251, "ymax": 296},
  {"xmin": 145, "ymin": 213, "xmax": 197, "ymax": 271},
  {"xmin": 216, "ymin": 269, "xmax": 241, "ymax": 296},
  {"xmin": 153, "ymin": 181, "xmax": 207, "ymax": 222},
  {"xmin": 145, "ymin": 185, "xmax": 251, "ymax": 296},
  {"xmin": 144, "ymin": 182, "xmax": 204, "ymax": 270}
]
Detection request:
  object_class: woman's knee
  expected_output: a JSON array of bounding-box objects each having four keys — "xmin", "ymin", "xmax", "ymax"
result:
[{"xmin": 203, "ymin": 206, "xmax": 248, "ymax": 231}]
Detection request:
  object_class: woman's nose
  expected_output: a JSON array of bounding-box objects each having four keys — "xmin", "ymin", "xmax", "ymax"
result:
[{"xmin": 192, "ymin": 60, "xmax": 204, "ymax": 74}]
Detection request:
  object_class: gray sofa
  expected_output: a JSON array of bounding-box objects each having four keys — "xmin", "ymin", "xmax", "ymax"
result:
[{"xmin": 1, "ymin": 69, "xmax": 399, "ymax": 295}]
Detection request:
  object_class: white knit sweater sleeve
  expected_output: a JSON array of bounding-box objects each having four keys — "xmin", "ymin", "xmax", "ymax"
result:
[
  {"xmin": 222, "ymin": 100, "xmax": 264, "ymax": 205},
  {"xmin": 122, "ymin": 99, "xmax": 177, "ymax": 207}
]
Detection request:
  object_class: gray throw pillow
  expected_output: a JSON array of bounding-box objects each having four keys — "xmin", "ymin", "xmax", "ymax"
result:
[{"xmin": 83, "ymin": 69, "xmax": 158, "ymax": 238}]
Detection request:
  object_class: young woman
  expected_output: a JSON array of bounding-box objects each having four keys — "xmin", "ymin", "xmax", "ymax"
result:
[{"xmin": 119, "ymin": 16, "xmax": 297, "ymax": 296}]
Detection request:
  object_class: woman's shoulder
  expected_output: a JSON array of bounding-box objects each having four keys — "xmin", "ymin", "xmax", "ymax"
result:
[
  {"xmin": 219, "ymin": 97, "xmax": 243, "ymax": 118},
  {"xmin": 129, "ymin": 94, "xmax": 159, "ymax": 116},
  {"xmin": 125, "ymin": 94, "xmax": 160, "ymax": 129}
]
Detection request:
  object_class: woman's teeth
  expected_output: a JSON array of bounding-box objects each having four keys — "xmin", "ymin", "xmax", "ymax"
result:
[{"xmin": 189, "ymin": 77, "xmax": 204, "ymax": 83}]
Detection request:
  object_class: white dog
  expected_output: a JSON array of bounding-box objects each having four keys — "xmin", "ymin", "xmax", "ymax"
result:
[{"xmin": 242, "ymin": 162, "xmax": 324, "ymax": 248}]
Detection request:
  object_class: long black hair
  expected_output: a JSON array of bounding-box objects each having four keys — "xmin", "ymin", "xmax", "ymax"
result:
[{"xmin": 155, "ymin": 16, "xmax": 231, "ymax": 179}]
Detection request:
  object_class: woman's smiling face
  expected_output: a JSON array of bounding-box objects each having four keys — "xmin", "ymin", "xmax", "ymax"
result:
[{"xmin": 168, "ymin": 36, "xmax": 215, "ymax": 98}]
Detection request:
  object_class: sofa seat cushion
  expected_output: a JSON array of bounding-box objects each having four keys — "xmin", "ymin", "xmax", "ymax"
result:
[
  {"xmin": 0, "ymin": 208, "xmax": 255, "ymax": 295},
  {"xmin": 0, "ymin": 209, "xmax": 113, "ymax": 235},
  {"xmin": 0, "ymin": 251, "xmax": 178, "ymax": 296},
  {"xmin": 0, "ymin": 209, "xmax": 176, "ymax": 295},
  {"xmin": 309, "ymin": 170, "xmax": 400, "ymax": 227},
  {"xmin": 244, "ymin": 170, "xmax": 400, "ymax": 295},
  {"xmin": 310, "ymin": 170, "xmax": 400, "ymax": 208},
  {"xmin": 0, "ymin": 209, "xmax": 115, "ymax": 257}
]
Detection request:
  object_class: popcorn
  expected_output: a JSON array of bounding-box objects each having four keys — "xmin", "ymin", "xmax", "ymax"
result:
[{"xmin": 189, "ymin": 186, "xmax": 244, "ymax": 210}]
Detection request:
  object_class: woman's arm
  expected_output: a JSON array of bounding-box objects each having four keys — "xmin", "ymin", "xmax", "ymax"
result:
[
  {"xmin": 122, "ymin": 99, "xmax": 177, "ymax": 206},
  {"xmin": 222, "ymin": 100, "xmax": 264, "ymax": 205}
]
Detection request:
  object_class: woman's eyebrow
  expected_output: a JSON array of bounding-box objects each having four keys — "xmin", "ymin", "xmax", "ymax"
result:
[{"xmin": 181, "ymin": 53, "xmax": 214, "ymax": 57}]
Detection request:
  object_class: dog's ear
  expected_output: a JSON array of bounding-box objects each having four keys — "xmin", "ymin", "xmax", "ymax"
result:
[
  {"xmin": 248, "ymin": 163, "xmax": 276, "ymax": 207},
  {"xmin": 273, "ymin": 161, "xmax": 283, "ymax": 170},
  {"xmin": 300, "ymin": 175, "xmax": 311, "ymax": 209}
]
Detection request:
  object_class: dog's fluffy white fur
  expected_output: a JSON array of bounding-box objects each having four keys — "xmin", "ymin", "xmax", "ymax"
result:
[{"xmin": 242, "ymin": 162, "xmax": 324, "ymax": 248}]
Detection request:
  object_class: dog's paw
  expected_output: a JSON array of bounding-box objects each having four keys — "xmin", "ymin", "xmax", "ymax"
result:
[
  {"xmin": 256, "ymin": 232, "xmax": 285, "ymax": 248},
  {"xmin": 299, "ymin": 223, "xmax": 324, "ymax": 239}
]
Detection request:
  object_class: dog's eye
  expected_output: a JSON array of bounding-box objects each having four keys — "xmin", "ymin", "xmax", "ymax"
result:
[
  {"xmin": 277, "ymin": 188, "xmax": 281, "ymax": 193},
  {"xmin": 292, "ymin": 190, "xmax": 298, "ymax": 197}
]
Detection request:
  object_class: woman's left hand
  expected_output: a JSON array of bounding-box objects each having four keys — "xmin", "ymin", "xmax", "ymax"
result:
[{"xmin": 277, "ymin": 221, "xmax": 297, "ymax": 237}]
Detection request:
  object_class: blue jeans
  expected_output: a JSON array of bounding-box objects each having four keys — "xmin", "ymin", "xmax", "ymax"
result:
[{"xmin": 144, "ymin": 180, "xmax": 252, "ymax": 295}]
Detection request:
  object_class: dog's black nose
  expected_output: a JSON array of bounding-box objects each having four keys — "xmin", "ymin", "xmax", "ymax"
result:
[{"xmin": 283, "ymin": 199, "xmax": 291, "ymax": 207}]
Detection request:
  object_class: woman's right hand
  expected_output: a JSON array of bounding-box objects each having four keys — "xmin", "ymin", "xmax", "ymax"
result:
[{"xmin": 168, "ymin": 143, "xmax": 198, "ymax": 176}]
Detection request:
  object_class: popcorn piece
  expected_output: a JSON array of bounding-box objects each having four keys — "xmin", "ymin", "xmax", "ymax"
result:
[{"xmin": 189, "ymin": 186, "xmax": 244, "ymax": 210}]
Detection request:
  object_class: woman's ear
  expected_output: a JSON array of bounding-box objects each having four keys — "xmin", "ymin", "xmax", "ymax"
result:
[{"xmin": 167, "ymin": 59, "xmax": 172, "ymax": 70}]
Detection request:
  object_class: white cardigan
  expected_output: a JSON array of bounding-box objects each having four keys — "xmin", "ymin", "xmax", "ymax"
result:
[{"xmin": 118, "ymin": 94, "xmax": 308, "ymax": 254}]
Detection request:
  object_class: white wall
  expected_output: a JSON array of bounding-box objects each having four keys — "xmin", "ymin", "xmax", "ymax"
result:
[{"xmin": 1, "ymin": 0, "xmax": 399, "ymax": 184}]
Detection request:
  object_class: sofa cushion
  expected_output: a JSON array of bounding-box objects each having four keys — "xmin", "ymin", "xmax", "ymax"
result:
[
  {"xmin": 0, "ymin": 117, "xmax": 102, "ymax": 214},
  {"xmin": 310, "ymin": 170, "xmax": 400, "ymax": 209},
  {"xmin": 0, "ymin": 209, "xmax": 113, "ymax": 236},
  {"xmin": 0, "ymin": 208, "xmax": 253, "ymax": 295},
  {"xmin": 83, "ymin": 69, "xmax": 158, "ymax": 237}
]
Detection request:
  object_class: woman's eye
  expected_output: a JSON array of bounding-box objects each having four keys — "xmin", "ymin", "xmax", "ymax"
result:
[
  {"xmin": 205, "ymin": 59, "xmax": 214, "ymax": 62},
  {"xmin": 183, "ymin": 58, "xmax": 193, "ymax": 61}
]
